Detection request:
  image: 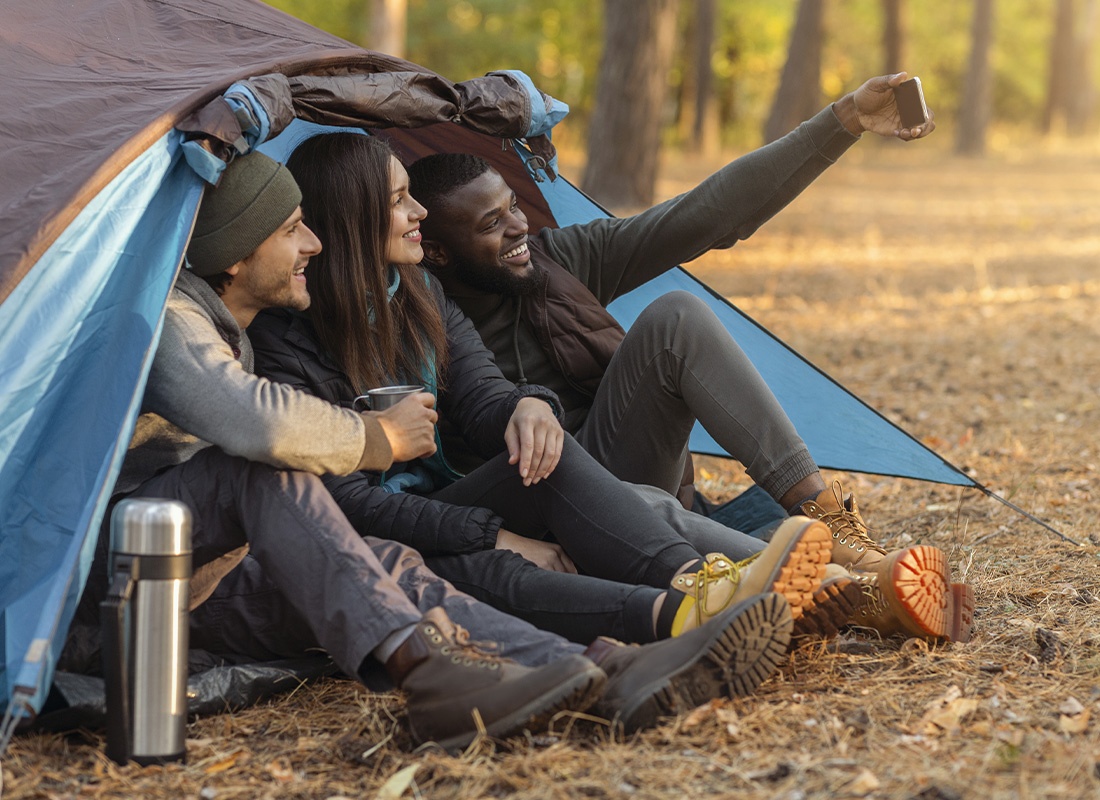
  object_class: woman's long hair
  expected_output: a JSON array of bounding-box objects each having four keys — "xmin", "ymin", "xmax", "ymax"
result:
[{"xmin": 286, "ymin": 134, "xmax": 447, "ymax": 393}]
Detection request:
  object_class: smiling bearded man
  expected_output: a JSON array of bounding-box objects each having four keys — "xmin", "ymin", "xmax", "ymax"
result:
[{"xmin": 409, "ymin": 72, "xmax": 975, "ymax": 645}]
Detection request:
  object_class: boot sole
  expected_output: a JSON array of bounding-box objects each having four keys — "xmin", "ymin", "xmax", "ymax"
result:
[
  {"xmin": 610, "ymin": 593, "xmax": 792, "ymax": 734},
  {"xmin": 745, "ymin": 517, "xmax": 832, "ymax": 621},
  {"xmin": 950, "ymin": 581, "xmax": 976, "ymax": 643},
  {"xmin": 788, "ymin": 575, "xmax": 863, "ymax": 651},
  {"xmin": 879, "ymin": 546, "xmax": 973, "ymax": 642},
  {"xmin": 418, "ymin": 658, "xmax": 607, "ymax": 752}
]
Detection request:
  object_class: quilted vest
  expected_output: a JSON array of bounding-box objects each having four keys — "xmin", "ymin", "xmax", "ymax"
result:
[{"xmin": 526, "ymin": 237, "xmax": 625, "ymax": 397}]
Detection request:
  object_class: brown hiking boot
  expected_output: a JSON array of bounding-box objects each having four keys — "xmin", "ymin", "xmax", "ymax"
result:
[
  {"xmin": 585, "ymin": 593, "xmax": 792, "ymax": 734},
  {"xmin": 799, "ymin": 481, "xmax": 886, "ymax": 570},
  {"xmin": 388, "ymin": 608, "xmax": 606, "ymax": 750},
  {"xmin": 847, "ymin": 552, "xmax": 976, "ymax": 643},
  {"xmin": 788, "ymin": 563, "xmax": 863, "ymax": 651},
  {"xmin": 667, "ymin": 516, "xmax": 830, "ymax": 635},
  {"xmin": 800, "ymin": 482, "xmax": 975, "ymax": 643}
]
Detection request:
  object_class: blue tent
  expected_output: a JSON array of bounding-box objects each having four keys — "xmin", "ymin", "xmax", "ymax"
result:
[{"xmin": 0, "ymin": 0, "xmax": 980, "ymax": 745}]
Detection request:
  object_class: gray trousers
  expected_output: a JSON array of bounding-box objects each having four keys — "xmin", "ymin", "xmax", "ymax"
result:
[
  {"xmin": 575, "ymin": 290, "xmax": 819, "ymax": 549},
  {"xmin": 79, "ymin": 447, "xmax": 582, "ymax": 680}
]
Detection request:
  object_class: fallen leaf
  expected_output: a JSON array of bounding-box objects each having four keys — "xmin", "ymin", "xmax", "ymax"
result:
[
  {"xmin": 1059, "ymin": 697, "xmax": 1090, "ymax": 734},
  {"xmin": 715, "ymin": 706, "xmax": 741, "ymax": 737},
  {"xmin": 375, "ymin": 764, "xmax": 420, "ymax": 800},
  {"xmin": 681, "ymin": 699, "xmax": 721, "ymax": 729},
  {"xmin": 1059, "ymin": 708, "xmax": 1090, "ymax": 734},
  {"xmin": 846, "ymin": 768, "xmax": 881, "ymax": 795},
  {"xmin": 920, "ymin": 686, "xmax": 980, "ymax": 736},
  {"xmin": 203, "ymin": 749, "xmax": 245, "ymax": 775},
  {"xmin": 266, "ymin": 757, "xmax": 296, "ymax": 782}
]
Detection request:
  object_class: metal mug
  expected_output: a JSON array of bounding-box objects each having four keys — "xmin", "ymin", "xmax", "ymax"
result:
[
  {"xmin": 102, "ymin": 498, "xmax": 191, "ymax": 765},
  {"xmin": 353, "ymin": 384, "xmax": 425, "ymax": 411}
]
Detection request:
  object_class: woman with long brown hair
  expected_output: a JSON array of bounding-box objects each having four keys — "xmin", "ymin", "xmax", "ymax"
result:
[{"xmin": 249, "ymin": 133, "xmax": 836, "ymax": 692}]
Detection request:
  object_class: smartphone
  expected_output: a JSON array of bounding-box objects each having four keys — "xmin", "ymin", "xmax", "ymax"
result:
[{"xmin": 894, "ymin": 77, "xmax": 929, "ymax": 128}]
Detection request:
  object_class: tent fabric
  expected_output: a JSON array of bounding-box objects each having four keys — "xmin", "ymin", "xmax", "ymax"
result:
[
  {"xmin": 1, "ymin": 134, "xmax": 201, "ymax": 724},
  {"xmin": 1, "ymin": 0, "xmax": 975, "ymax": 737}
]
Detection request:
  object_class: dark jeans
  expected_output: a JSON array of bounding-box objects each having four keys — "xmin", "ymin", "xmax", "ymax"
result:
[
  {"xmin": 576, "ymin": 291, "xmax": 819, "ymax": 502},
  {"xmin": 76, "ymin": 448, "xmax": 583, "ymax": 678}
]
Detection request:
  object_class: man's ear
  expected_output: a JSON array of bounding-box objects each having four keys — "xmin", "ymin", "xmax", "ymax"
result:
[
  {"xmin": 225, "ymin": 262, "xmax": 242, "ymax": 277},
  {"xmin": 420, "ymin": 238, "xmax": 450, "ymax": 269}
]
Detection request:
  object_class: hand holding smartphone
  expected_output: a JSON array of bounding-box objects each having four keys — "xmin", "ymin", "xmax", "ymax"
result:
[{"xmin": 894, "ymin": 77, "xmax": 929, "ymax": 128}]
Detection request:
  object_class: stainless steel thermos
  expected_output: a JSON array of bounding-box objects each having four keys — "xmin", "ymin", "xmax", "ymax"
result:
[{"xmin": 101, "ymin": 498, "xmax": 191, "ymax": 765}]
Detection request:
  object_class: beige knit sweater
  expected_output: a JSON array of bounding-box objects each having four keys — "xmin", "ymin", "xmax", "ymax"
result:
[{"xmin": 115, "ymin": 270, "xmax": 391, "ymax": 493}]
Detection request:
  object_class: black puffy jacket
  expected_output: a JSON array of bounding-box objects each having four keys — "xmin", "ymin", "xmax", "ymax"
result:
[{"xmin": 249, "ymin": 277, "xmax": 563, "ymax": 558}]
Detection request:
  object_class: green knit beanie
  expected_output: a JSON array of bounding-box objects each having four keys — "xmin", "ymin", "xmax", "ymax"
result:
[{"xmin": 186, "ymin": 151, "xmax": 303, "ymax": 277}]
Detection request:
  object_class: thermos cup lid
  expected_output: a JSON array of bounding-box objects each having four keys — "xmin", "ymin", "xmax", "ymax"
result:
[{"xmin": 110, "ymin": 498, "xmax": 192, "ymax": 556}]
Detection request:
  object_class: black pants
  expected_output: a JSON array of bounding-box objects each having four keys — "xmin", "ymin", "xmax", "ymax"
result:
[{"xmin": 377, "ymin": 435, "xmax": 706, "ymax": 644}]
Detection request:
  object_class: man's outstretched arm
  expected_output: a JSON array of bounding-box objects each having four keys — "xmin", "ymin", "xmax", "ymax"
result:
[{"xmin": 540, "ymin": 73, "xmax": 933, "ymax": 305}]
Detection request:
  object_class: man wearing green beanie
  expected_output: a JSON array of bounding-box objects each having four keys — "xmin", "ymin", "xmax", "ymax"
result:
[{"xmin": 72, "ymin": 150, "xmax": 788, "ymax": 749}]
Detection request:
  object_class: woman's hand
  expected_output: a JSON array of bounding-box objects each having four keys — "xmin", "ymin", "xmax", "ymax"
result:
[
  {"xmin": 495, "ymin": 528, "xmax": 577, "ymax": 573},
  {"xmin": 505, "ymin": 397, "xmax": 563, "ymax": 486}
]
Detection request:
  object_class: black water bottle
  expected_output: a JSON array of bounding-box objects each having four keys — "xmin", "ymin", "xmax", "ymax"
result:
[{"xmin": 101, "ymin": 498, "xmax": 191, "ymax": 765}]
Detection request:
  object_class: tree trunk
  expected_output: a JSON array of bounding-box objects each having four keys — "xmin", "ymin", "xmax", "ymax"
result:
[
  {"xmin": 364, "ymin": 0, "xmax": 406, "ymax": 58},
  {"xmin": 764, "ymin": 0, "xmax": 825, "ymax": 144},
  {"xmin": 690, "ymin": 0, "xmax": 719, "ymax": 156},
  {"xmin": 882, "ymin": 0, "xmax": 907, "ymax": 74},
  {"xmin": 582, "ymin": 0, "xmax": 680, "ymax": 209},
  {"xmin": 955, "ymin": 0, "xmax": 995, "ymax": 156},
  {"xmin": 1043, "ymin": 0, "xmax": 1075, "ymax": 133},
  {"xmin": 1066, "ymin": 0, "xmax": 1098, "ymax": 134}
]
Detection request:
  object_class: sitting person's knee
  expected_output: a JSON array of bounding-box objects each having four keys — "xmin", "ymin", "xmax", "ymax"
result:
[{"xmin": 636, "ymin": 290, "xmax": 721, "ymax": 338}]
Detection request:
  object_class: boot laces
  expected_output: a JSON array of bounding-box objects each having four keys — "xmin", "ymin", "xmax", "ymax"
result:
[
  {"xmin": 683, "ymin": 554, "xmax": 755, "ymax": 626},
  {"xmin": 428, "ymin": 621, "xmax": 503, "ymax": 670},
  {"xmin": 852, "ymin": 573, "xmax": 889, "ymax": 617},
  {"xmin": 817, "ymin": 482, "xmax": 886, "ymax": 564}
]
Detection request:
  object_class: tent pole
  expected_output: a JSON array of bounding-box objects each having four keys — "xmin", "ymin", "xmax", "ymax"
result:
[
  {"xmin": 0, "ymin": 689, "xmax": 30, "ymax": 759},
  {"xmin": 976, "ymin": 485, "xmax": 1081, "ymax": 546}
]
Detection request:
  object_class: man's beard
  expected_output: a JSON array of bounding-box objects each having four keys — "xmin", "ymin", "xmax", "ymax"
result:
[{"xmin": 453, "ymin": 257, "xmax": 542, "ymax": 297}]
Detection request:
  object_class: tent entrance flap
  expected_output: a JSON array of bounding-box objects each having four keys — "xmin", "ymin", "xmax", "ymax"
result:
[{"xmin": 0, "ymin": 133, "xmax": 202, "ymax": 721}]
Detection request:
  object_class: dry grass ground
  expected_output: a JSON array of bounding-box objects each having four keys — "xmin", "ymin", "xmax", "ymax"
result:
[{"xmin": 5, "ymin": 136, "xmax": 1100, "ymax": 799}]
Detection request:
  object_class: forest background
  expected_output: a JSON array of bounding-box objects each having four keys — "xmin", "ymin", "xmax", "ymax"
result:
[{"xmin": 266, "ymin": 0, "xmax": 1100, "ymax": 207}]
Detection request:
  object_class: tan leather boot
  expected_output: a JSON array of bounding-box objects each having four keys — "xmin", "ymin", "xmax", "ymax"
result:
[
  {"xmin": 667, "ymin": 516, "xmax": 830, "ymax": 635},
  {"xmin": 800, "ymin": 482, "xmax": 975, "ymax": 643},
  {"xmin": 388, "ymin": 607, "xmax": 606, "ymax": 750}
]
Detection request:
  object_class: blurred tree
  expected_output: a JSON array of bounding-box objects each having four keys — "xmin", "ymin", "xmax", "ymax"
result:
[
  {"xmin": 364, "ymin": 0, "xmax": 407, "ymax": 57},
  {"xmin": 956, "ymin": 0, "xmax": 995, "ymax": 155},
  {"xmin": 764, "ymin": 0, "xmax": 825, "ymax": 143},
  {"xmin": 677, "ymin": 0, "xmax": 719, "ymax": 155},
  {"xmin": 582, "ymin": 0, "xmax": 679, "ymax": 208},
  {"xmin": 882, "ymin": 0, "xmax": 906, "ymax": 74},
  {"xmin": 1065, "ymin": 0, "xmax": 1098, "ymax": 134},
  {"xmin": 1043, "ymin": 0, "xmax": 1074, "ymax": 134}
]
